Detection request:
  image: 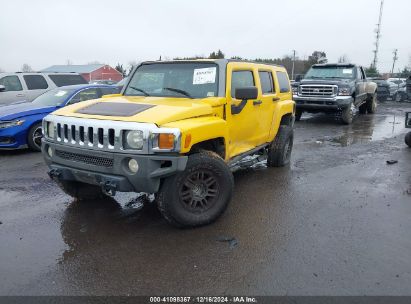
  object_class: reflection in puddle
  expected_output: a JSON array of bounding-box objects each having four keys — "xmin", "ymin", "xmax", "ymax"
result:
[{"xmin": 329, "ymin": 114, "xmax": 405, "ymax": 147}]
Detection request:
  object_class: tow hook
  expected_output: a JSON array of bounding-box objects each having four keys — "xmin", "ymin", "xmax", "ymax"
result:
[
  {"xmin": 48, "ymin": 169, "xmax": 61, "ymax": 180},
  {"xmin": 100, "ymin": 181, "xmax": 117, "ymax": 197}
]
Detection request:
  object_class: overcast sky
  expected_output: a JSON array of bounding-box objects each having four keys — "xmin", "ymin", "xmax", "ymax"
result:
[{"xmin": 1, "ymin": 0, "xmax": 410, "ymax": 73}]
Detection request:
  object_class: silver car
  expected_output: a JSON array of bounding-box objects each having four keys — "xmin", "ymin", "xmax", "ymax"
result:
[{"xmin": 0, "ymin": 72, "xmax": 88, "ymax": 106}]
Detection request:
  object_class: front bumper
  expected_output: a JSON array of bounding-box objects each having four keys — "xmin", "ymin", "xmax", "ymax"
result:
[
  {"xmin": 293, "ymin": 95, "xmax": 353, "ymax": 112},
  {"xmin": 0, "ymin": 126, "xmax": 28, "ymax": 149},
  {"xmin": 42, "ymin": 140, "xmax": 188, "ymax": 194}
]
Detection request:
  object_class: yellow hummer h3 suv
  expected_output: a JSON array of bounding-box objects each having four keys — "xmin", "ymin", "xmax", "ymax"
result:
[{"xmin": 42, "ymin": 59, "xmax": 295, "ymax": 227}]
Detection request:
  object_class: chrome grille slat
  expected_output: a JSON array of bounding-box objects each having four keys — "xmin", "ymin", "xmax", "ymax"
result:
[{"xmin": 299, "ymin": 85, "xmax": 337, "ymax": 97}]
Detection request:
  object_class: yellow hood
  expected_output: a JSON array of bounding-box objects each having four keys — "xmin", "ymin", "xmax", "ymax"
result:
[{"xmin": 53, "ymin": 96, "xmax": 219, "ymax": 126}]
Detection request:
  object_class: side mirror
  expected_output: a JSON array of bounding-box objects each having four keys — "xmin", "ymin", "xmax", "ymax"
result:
[
  {"xmin": 295, "ymin": 75, "xmax": 303, "ymax": 82},
  {"xmin": 235, "ymin": 86, "xmax": 258, "ymax": 100},
  {"xmin": 0, "ymin": 85, "xmax": 5, "ymax": 92}
]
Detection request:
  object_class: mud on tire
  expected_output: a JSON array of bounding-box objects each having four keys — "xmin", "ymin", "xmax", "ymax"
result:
[
  {"xmin": 157, "ymin": 151, "xmax": 234, "ymax": 228},
  {"xmin": 57, "ymin": 180, "xmax": 108, "ymax": 201},
  {"xmin": 267, "ymin": 125, "xmax": 293, "ymax": 167}
]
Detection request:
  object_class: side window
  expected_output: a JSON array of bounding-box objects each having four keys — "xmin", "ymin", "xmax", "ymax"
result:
[
  {"xmin": 68, "ymin": 88, "xmax": 99, "ymax": 105},
  {"xmin": 100, "ymin": 87, "xmax": 120, "ymax": 96},
  {"xmin": 0, "ymin": 76, "xmax": 23, "ymax": 91},
  {"xmin": 23, "ymin": 75, "xmax": 48, "ymax": 90},
  {"xmin": 259, "ymin": 71, "xmax": 275, "ymax": 94},
  {"xmin": 276, "ymin": 72, "xmax": 290, "ymax": 93},
  {"xmin": 231, "ymin": 71, "xmax": 254, "ymax": 98}
]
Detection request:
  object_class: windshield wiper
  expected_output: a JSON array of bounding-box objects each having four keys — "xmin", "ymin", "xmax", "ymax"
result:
[
  {"xmin": 128, "ymin": 86, "xmax": 150, "ymax": 96},
  {"xmin": 163, "ymin": 87, "xmax": 193, "ymax": 98}
]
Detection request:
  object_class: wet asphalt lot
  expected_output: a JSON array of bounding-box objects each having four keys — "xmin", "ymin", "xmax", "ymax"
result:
[{"xmin": 0, "ymin": 102, "xmax": 410, "ymax": 296}]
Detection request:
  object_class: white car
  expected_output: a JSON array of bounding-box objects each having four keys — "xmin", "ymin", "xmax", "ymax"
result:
[{"xmin": 0, "ymin": 72, "xmax": 88, "ymax": 106}]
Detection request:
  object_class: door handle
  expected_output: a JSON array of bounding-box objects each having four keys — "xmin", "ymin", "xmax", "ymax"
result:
[
  {"xmin": 272, "ymin": 97, "xmax": 280, "ymax": 102},
  {"xmin": 253, "ymin": 100, "xmax": 262, "ymax": 105},
  {"xmin": 16, "ymin": 94, "xmax": 25, "ymax": 97}
]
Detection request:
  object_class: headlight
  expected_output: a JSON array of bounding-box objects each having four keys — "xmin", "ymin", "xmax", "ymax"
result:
[
  {"xmin": 338, "ymin": 87, "xmax": 351, "ymax": 96},
  {"xmin": 292, "ymin": 86, "xmax": 299, "ymax": 95},
  {"xmin": 47, "ymin": 121, "xmax": 54, "ymax": 138},
  {"xmin": 0, "ymin": 120, "xmax": 25, "ymax": 129},
  {"xmin": 125, "ymin": 130, "xmax": 144, "ymax": 150}
]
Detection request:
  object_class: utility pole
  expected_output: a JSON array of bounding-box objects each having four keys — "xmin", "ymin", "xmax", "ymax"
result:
[
  {"xmin": 391, "ymin": 49, "xmax": 398, "ymax": 75},
  {"xmin": 291, "ymin": 50, "xmax": 296, "ymax": 80},
  {"xmin": 372, "ymin": 0, "xmax": 384, "ymax": 70}
]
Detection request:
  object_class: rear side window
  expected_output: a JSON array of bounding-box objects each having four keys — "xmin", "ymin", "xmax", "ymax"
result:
[
  {"xmin": 276, "ymin": 71, "xmax": 290, "ymax": 93},
  {"xmin": 231, "ymin": 71, "xmax": 254, "ymax": 98},
  {"xmin": 100, "ymin": 87, "xmax": 120, "ymax": 95},
  {"xmin": 259, "ymin": 71, "xmax": 275, "ymax": 94},
  {"xmin": 0, "ymin": 75, "xmax": 23, "ymax": 91},
  {"xmin": 23, "ymin": 75, "xmax": 48, "ymax": 90},
  {"xmin": 48, "ymin": 74, "xmax": 88, "ymax": 87},
  {"xmin": 68, "ymin": 88, "xmax": 100, "ymax": 104}
]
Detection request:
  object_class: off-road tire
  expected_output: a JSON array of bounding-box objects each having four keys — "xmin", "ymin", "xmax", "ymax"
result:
[
  {"xmin": 405, "ymin": 132, "xmax": 411, "ymax": 148},
  {"xmin": 359, "ymin": 103, "xmax": 367, "ymax": 114},
  {"xmin": 295, "ymin": 110, "xmax": 303, "ymax": 121},
  {"xmin": 366, "ymin": 94, "xmax": 377, "ymax": 114},
  {"xmin": 56, "ymin": 180, "xmax": 108, "ymax": 201},
  {"xmin": 267, "ymin": 125, "xmax": 293, "ymax": 167},
  {"xmin": 157, "ymin": 151, "xmax": 234, "ymax": 228},
  {"xmin": 341, "ymin": 103, "xmax": 353, "ymax": 125},
  {"xmin": 27, "ymin": 122, "xmax": 43, "ymax": 152}
]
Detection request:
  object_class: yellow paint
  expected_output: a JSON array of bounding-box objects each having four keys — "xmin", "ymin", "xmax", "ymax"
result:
[{"xmin": 52, "ymin": 60, "xmax": 294, "ymax": 161}]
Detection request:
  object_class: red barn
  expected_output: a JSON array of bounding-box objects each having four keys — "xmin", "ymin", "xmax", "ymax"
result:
[{"xmin": 41, "ymin": 64, "xmax": 123, "ymax": 82}]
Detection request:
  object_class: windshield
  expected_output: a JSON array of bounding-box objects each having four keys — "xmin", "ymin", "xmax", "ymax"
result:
[
  {"xmin": 32, "ymin": 88, "xmax": 75, "ymax": 106},
  {"xmin": 124, "ymin": 63, "xmax": 219, "ymax": 98},
  {"xmin": 305, "ymin": 66, "xmax": 355, "ymax": 79}
]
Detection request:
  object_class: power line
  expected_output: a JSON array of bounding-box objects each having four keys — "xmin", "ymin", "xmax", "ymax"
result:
[{"xmin": 372, "ymin": 0, "xmax": 384, "ymax": 70}]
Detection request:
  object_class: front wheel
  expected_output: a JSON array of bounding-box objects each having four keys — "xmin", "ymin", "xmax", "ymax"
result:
[
  {"xmin": 366, "ymin": 94, "xmax": 377, "ymax": 114},
  {"xmin": 267, "ymin": 125, "xmax": 294, "ymax": 167},
  {"xmin": 27, "ymin": 122, "xmax": 43, "ymax": 152},
  {"xmin": 341, "ymin": 103, "xmax": 354, "ymax": 124},
  {"xmin": 157, "ymin": 151, "xmax": 234, "ymax": 228}
]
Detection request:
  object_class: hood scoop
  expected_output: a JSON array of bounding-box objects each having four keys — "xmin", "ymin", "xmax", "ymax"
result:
[{"xmin": 76, "ymin": 102, "xmax": 155, "ymax": 117}]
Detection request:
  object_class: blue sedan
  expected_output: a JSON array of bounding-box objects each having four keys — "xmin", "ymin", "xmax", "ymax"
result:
[{"xmin": 0, "ymin": 84, "xmax": 119, "ymax": 151}]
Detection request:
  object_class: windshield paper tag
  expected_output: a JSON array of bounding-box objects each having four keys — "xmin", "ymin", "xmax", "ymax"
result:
[
  {"xmin": 193, "ymin": 67, "xmax": 216, "ymax": 85},
  {"xmin": 55, "ymin": 91, "xmax": 67, "ymax": 97},
  {"xmin": 343, "ymin": 69, "xmax": 353, "ymax": 74}
]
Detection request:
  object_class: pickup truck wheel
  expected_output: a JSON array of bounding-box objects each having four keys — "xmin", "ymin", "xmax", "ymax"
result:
[
  {"xmin": 366, "ymin": 94, "xmax": 377, "ymax": 114},
  {"xmin": 57, "ymin": 180, "xmax": 108, "ymax": 201},
  {"xmin": 341, "ymin": 104, "xmax": 353, "ymax": 124},
  {"xmin": 267, "ymin": 125, "xmax": 293, "ymax": 167},
  {"xmin": 295, "ymin": 110, "xmax": 303, "ymax": 121},
  {"xmin": 157, "ymin": 151, "xmax": 234, "ymax": 228},
  {"xmin": 405, "ymin": 132, "xmax": 411, "ymax": 148},
  {"xmin": 27, "ymin": 122, "xmax": 43, "ymax": 152}
]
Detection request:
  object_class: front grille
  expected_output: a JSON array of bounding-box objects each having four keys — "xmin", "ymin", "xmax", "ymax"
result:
[
  {"xmin": 300, "ymin": 85, "xmax": 337, "ymax": 97},
  {"xmin": 55, "ymin": 149, "xmax": 114, "ymax": 167}
]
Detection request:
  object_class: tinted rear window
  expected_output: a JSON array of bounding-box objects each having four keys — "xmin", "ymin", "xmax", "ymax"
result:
[
  {"xmin": 276, "ymin": 71, "xmax": 290, "ymax": 93},
  {"xmin": 48, "ymin": 74, "xmax": 88, "ymax": 87},
  {"xmin": 23, "ymin": 75, "xmax": 48, "ymax": 90},
  {"xmin": 101, "ymin": 87, "xmax": 120, "ymax": 95}
]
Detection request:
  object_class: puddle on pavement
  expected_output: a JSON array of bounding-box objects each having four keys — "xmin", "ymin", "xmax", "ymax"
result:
[{"xmin": 327, "ymin": 114, "xmax": 406, "ymax": 147}]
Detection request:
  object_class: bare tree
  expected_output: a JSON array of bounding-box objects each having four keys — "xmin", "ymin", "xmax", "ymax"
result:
[
  {"xmin": 21, "ymin": 63, "xmax": 33, "ymax": 72},
  {"xmin": 66, "ymin": 59, "xmax": 73, "ymax": 65}
]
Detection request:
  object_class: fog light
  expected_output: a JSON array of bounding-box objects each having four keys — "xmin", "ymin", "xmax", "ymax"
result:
[
  {"xmin": 128, "ymin": 158, "xmax": 139, "ymax": 173},
  {"xmin": 47, "ymin": 147, "xmax": 53, "ymax": 157}
]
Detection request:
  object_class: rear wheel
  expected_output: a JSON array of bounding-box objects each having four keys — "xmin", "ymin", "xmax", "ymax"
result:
[
  {"xmin": 157, "ymin": 151, "xmax": 234, "ymax": 228},
  {"xmin": 27, "ymin": 122, "xmax": 43, "ymax": 152},
  {"xmin": 366, "ymin": 94, "xmax": 377, "ymax": 114},
  {"xmin": 267, "ymin": 125, "xmax": 293, "ymax": 167},
  {"xmin": 56, "ymin": 180, "xmax": 108, "ymax": 201}
]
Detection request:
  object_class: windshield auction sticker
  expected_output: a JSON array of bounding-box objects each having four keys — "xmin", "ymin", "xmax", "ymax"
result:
[{"xmin": 193, "ymin": 67, "xmax": 217, "ymax": 85}]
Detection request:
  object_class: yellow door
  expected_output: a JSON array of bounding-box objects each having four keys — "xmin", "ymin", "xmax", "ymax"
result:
[{"xmin": 226, "ymin": 63, "xmax": 273, "ymax": 158}]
